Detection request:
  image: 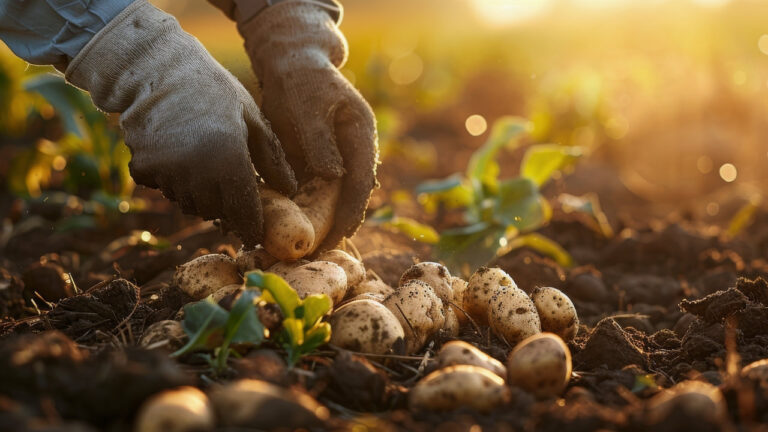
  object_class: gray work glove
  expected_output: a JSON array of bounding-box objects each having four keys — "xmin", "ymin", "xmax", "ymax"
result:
[
  {"xmin": 65, "ymin": 0, "xmax": 297, "ymax": 247},
  {"xmin": 212, "ymin": 0, "xmax": 379, "ymax": 251}
]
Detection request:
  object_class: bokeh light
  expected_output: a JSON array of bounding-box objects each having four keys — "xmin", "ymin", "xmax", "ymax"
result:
[
  {"xmin": 719, "ymin": 163, "xmax": 738, "ymax": 182},
  {"xmin": 465, "ymin": 115, "xmax": 488, "ymax": 136},
  {"xmin": 389, "ymin": 53, "xmax": 423, "ymax": 85}
]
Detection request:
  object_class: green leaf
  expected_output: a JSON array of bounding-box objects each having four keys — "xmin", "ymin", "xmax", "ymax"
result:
[
  {"xmin": 172, "ymin": 298, "xmax": 229, "ymax": 357},
  {"xmin": 467, "ymin": 117, "xmax": 530, "ymax": 192},
  {"xmin": 224, "ymin": 290, "xmax": 264, "ymax": 345},
  {"xmin": 369, "ymin": 205, "xmax": 395, "ymax": 223},
  {"xmin": 23, "ymin": 74, "xmax": 105, "ymax": 137},
  {"xmin": 502, "ymin": 233, "xmax": 574, "ymax": 268},
  {"xmin": 416, "ymin": 175, "xmax": 463, "ymax": 194},
  {"xmin": 726, "ymin": 197, "xmax": 762, "ymax": 238},
  {"xmin": 246, "ymin": 271, "xmax": 300, "ymax": 318},
  {"xmin": 558, "ymin": 193, "xmax": 614, "ymax": 238},
  {"xmin": 302, "ymin": 322, "xmax": 331, "ymax": 352},
  {"xmin": 494, "ymin": 178, "xmax": 548, "ymax": 231},
  {"xmin": 383, "ymin": 217, "xmax": 440, "ymax": 244},
  {"xmin": 436, "ymin": 223, "xmax": 506, "ymax": 276},
  {"xmin": 301, "ymin": 295, "xmax": 332, "ymax": 329},
  {"xmin": 520, "ymin": 144, "xmax": 583, "ymax": 186},
  {"xmin": 282, "ymin": 317, "xmax": 305, "ymax": 348}
]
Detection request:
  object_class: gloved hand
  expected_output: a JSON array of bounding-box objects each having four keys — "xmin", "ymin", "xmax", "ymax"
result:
[
  {"xmin": 65, "ymin": 0, "xmax": 297, "ymax": 247},
  {"xmin": 215, "ymin": 0, "xmax": 379, "ymax": 251}
]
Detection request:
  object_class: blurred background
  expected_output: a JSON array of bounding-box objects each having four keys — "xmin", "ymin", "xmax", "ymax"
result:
[{"xmin": 2, "ymin": 0, "xmax": 768, "ymax": 233}]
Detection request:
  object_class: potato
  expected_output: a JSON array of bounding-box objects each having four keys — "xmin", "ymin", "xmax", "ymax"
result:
[
  {"xmin": 134, "ymin": 386, "xmax": 214, "ymax": 432},
  {"xmin": 283, "ymin": 261, "xmax": 348, "ymax": 305},
  {"xmin": 210, "ymin": 379, "xmax": 328, "ymax": 429},
  {"xmin": 444, "ymin": 307, "xmax": 460, "ymax": 337},
  {"xmin": 139, "ymin": 320, "xmax": 187, "ymax": 351},
  {"xmin": 488, "ymin": 285, "xmax": 541, "ymax": 344},
  {"xmin": 399, "ymin": 262, "xmax": 453, "ymax": 303},
  {"xmin": 466, "ymin": 267, "xmax": 516, "ymax": 325},
  {"xmin": 210, "ymin": 283, "xmax": 244, "ymax": 304},
  {"xmin": 507, "ymin": 333, "xmax": 571, "ymax": 399},
  {"xmin": 317, "ymin": 249, "xmax": 365, "ymax": 286},
  {"xmin": 646, "ymin": 381, "xmax": 726, "ymax": 425},
  {"xmin": 346, "ymin": 270, "xmax": 394, "ymax": 300},
  {"xmin": 293, "ymin": 177, "xmax": 342, "ymax": 254},
  {"xmin": 236, "ymin": 246, "xmax": 278, "ymax": 273},
  {"xmin": 329, "ymin": 299, "xmax": 404, "ymax": 354},
  {"xmin": 450, "ymin": 276, "xmax": 470, "ymax": 325},
  {"xmin": 342, "ymin": 293, "xmax": 388, "ymax": 304},
  {"xmin": 260, "ymin": 187, "xmax": 315, "ymax": 261},
  {"xmin": 173, "ymin": 254, "xmax": 242, "ymax": 300},
  {"xmin": 382, "ymin": 280, "xmax": 446, "ymax": 354},
  {"xmin": 741, "ymin": 358, "xmax": 768, "ymax": 382},
  {"xmin": 409, "ymin": 365, "xmax": 510, "ymax": 412},
  {"xmin": 437, "ymin": 340, "xmax": 507, "ymax": 378},
  {"xmin": 267, "ymin": 260, "xmax": 309, "ymax": 278},
  {"xmin": 530, "ymin": 286, "xmax": 579, "ymax": 342}
]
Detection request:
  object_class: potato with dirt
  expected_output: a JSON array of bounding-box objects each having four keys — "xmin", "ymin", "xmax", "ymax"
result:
[
  {"xmin": 382, "ymin": 279, "xmax": 446, "ymax": 353},
  {"xmin": 437, "ymin": 340, "xmax": 507, "ymax": 378},
  {"xmin": 329, "ymin": 299, "xmax": 404, "ymax": 354},
  {"xmin": 139, "ymin": 320, "xmax": 187, "ymax": 351},
  {"xmin": 345, "ymin": 270, "xmax": 394, "ymax": 300},
  {"xmin": 506, "ymin": 333, "xmax": 571, "ymax": 399},
  {"xmin": 134, "ymin": 386, "xmax": 214, "ymax": 432},
  {"xmin": 488, "ymin": 285, "xmax": 541, "ymax": 344},
  {"xmin": 258, "ymin": 187, "xmax": 316, "ymax": 260},
  {"xmin": 450, "ymin": 276, "xmax": 470, "ymax": 325},
  {"xmin": 646, "ymin": 381, "xmax": 727, "ymax": 427},
  {"xmin": 466, "ymin": 267, "xmax": 517, "ymax": 325},
  {"xmin": 409, "ymin": 365, "xmax": 510, "ymax": 412},
  {"xmin": 399, "ymin": 262, "xmax": 453, "ymax": 303},
  {"xmin": 317, "ymin": 249, "xmax": 365, "ymax": 286},
  {"xmin": 173, "ymin": 254, "xmax": 242, "ymax": 300},
  {"xmin": 282, "ymin": 260, "xmax": 348, "ymax": 305},
  {"xmin": 530, "ymin": 286, "xmax": 579, "ymax": 342},
  {"xmin": 236, "ymin": 246, "xmax": 278, "ymax": 273}
]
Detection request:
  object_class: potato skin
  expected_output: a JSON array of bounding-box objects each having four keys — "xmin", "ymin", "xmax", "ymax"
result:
[
  {"xmin": 409, "ymin": 365, "xmax": 510, "ymax": 412},
  {"xmin": 507, "ymin": 333, "xmax": 571, "ymax": 399},
  {"xmin": 139, "ymin": 320, "xmax": 187, "ymax": 351},
  {"xmin": 399, "ymin": 262, "xmax": 453, "ymax": 303},
  {"xmin": 346, "ymin": 270, "xmax": 394, "ymax": 300},
  {"xmin": 210, "ymin": 283, "xmax": 244, "ymax": 304},
  {"xmin": 134, "ymin": 386, "xmax": 214, "ymax": 432},
  {"xmin": 488, "ymin": 285, "xmax": 541, "ymax": 345},
  {"xmin": 173, "ymin": 254, "xmax": 242, "ymax": 300},
  {"xmin": 646, "ymin": 380, "xmax": 726, "ymax": 425},
  {"xmin": 317, "ymin": 249, "xmax": 365, "ymax": 287},
  {"xmin": 443, "ymin": 307, "xmax": 460, "ymax": 337},
  {"xmin": 742, "ymin": 358, "xmax": 768, "ymax": 382},
  {"xmin": 530, "ymin": 286, "xmax": 579, "ymax": 342},
  {"xmin": 382, "ymin": 280, "xmax": 446, "ymax": 354},
  {"xmin": 466, "ymin": 267, "xmax": 516, "ymax": 325},
  {"xmin": 450, "ymin": 276, "xmax": 470, "ymax": 325},
  {"xmin": 236, "ymin": 246, "xmax": 278, "ymax": 273},
  {"xmin": 293, "ymin": 177, "xmax": 342, "ymax": 254},
  {"xmin": 437, "ymin": 340, "xmax": 507, "ymax": 378},
  {"xmin": 329, "ymin": 300, "xmax": 404, "ymax": 354},
  {"xmin": 283, "ymin": 261, "xmax": 348, "ymax": 305},
  {"xmin": 260, "ymin": 187, "xmax": 316, "ymax": 261},
  {"xmin": 267, "ymin": 260, "xmax": 309, "ymax": 278}
]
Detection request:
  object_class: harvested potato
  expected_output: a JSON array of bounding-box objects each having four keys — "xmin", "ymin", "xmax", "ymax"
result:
[
  {"xmin": 382, "ymin": 280, "xmax": 446, "ymax": 353},
  {"xmin": 210, "ymin": 379, "xmax": 328, "ymax": 429},
  {"xmin": 293, "ymin": 177, "xmax": 342, "ymax": 254},
  {"xmin": 210, "ymin": 283, "xmax": 244, "ymax": 304},
  {"xmin": 260, "ymin": 187, "xmax": 315, "ymax": 261},
  {"xmin": 317, "ymin": 249, "xmax": 365, "ymax": 286},
  {"xmin": 134, "ymin": 386, "xmax": 214, "ymax": 432},
  {"xmin": 173, "ymin": 254, "xmax": 242, "ymax": 300},
  {"xmin": 507, "ymin": 333, "xmax": 571, "ymax": 399},
  {"xmin": 267, "ymin": 260, "xmax": 309, "ymax": 278},
  {"xmin": 346, "ymin": 270, "xmax": 394, "ymax": 300},
  {"xmin": 341, "ymin": 293, "xmax": 388, "ymax": 304},
  {"xmin": 450, "ymin": 276, "xmax": 470, "ymax": 325},
  {"xmin": 410, "ymin": 365, "xmax": 510, "ymax": 412},
  {"xmin": 437, "ymin": 340, "xmax": 507, "ymax": 378},
  {"xmin": 399, "ymin": 262, "xmax": 453, "ymax": 303},
  {"xmin": 139, "ymin": 320, "xmax": 187, "ymax": 351},
  {"xmin": 646, "ymin": 381, "xmax": 727, "ymax": 425},
  {"xmin": 283, "ymin": 261, "xmax": 348, "ymax": 305},
  {"xmin": 741, "ymin": 358, "xmax": 768, "ymax": 382},
  {"xmin": 530, "ymin": 286, "xmax": 579, "ymax": 342},
  {"xmin": 444, "ymin": 307, "xmax": 460, "ymax": 337},
  {"xmin": 236, "ymin": 246, "xmax": 278, "ymax": 273},
  {"xmin": 329, "ymin": 299, "xmax": 404, "ymax": 354},
  {"xmin": 488, "ymin": 285, "xmax": 541, "ymax": 344},
  {"xmin": 466, "ymin": 267, "xmax": 516, "ymax": 325}
]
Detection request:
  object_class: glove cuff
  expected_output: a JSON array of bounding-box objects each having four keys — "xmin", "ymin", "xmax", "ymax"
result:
[{"xmin": 240, "ymin": 1, "xmax": 348, "ymax": 76}]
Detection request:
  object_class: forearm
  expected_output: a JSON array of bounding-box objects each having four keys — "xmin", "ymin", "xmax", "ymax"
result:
[{"xmin": 0, "ymin": 0, "xmax": 135, "ymax": 67}]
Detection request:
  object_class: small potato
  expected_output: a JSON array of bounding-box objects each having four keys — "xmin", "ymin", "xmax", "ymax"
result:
[
  {"xmin": 437, "ymin": 341, "xmax": 506, "ymax": 378},
  {"xmin": 210, "ymin": 379, "xmax": 328, "ymax": 429},
  {"xmin": 444, "ymin": 307, "xmax": 460, "ymax": 337},
  {"xmin": 741, "ymin": 358, "xmax": 768, "ymax": 382},
  {"xmin": 466, "ymin": 267, "xmax": 516, "ymax": 325},
  {"xmin": 134, "ymin": 386, "xmax": 214, "ymax": 432},
  {"xmin": 450, "ymin": 276, "xmax": 470, "ymax": 325},
  {"xmin": 317, "ymin": 249, "xmax": 365, "ymax": 287},
  {"xmin": 210, "ymin": 283, "xmax": 244, "ymax": 304},
  {"xmin": 173, "ymin": 254, "xmax": 242, "ymax": 300},
  {"xmin": 383, "ymin": 280, "xmax": 446, "ymax": 354},
  {"xmin": 488, "ymin": 285, "xmax": 541, "ymax": 344},
  {"xmin": 410, "ymin": 365, "xmax": 510, "ymax": 412},
  {"xmin": 399, "ymin": 262, "xmax": 453, "ymax": 303},
  {"xmin": 259, "ymin": 187, "xmax": 315, "ymax": 261},
  {"xmin": 507, "ymin": 333, "xmax": 571, "ymax": 399},
  {"xmin": 646, "ymin": 380, "xmax": 727, "ymax": 425},
  {"xmin": 139, "ymin": 320, "xmax": 187, "ymax": 351},
  {"xmin": 346, "ymin": 270, "xmax": 394, "ymax": 300},
  {"xmin": 267, "ymin": 260, "xmax": 309, "ymax": 278},
  {"xmin": 283, "ymin": 261, "xmax": 348, "ymax": 305},
  {"xmin": 329, "ymin": 300, "xmax": 404, "ymax": 355},
  {"xmin": 530, "ymin": 287, "xmax": 579, "ymax": 342},
  {"xmin": 236, "ymin": 246, "xmax": 278, "ymax": 273}
]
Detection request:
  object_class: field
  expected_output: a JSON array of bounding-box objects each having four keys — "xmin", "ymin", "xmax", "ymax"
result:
[{"xmin": 2, "ymin": 0, "xmax": 768, "ymax": 430}]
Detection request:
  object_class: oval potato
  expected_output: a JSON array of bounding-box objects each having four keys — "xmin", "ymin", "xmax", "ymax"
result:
[
  {"xmin": 488, "ymin": 285, "xmax": 541, "ymax": 345},
  {"xmin": 134, "ymin": 386, "xmax": 214, "ymax": 432},
  {"xmin": 410, "ymin": 365, "xmax": 510, "ymax": 412},
  {"xmin": 283, "ymin": 261, "xmax": 348, "ymax": 305},
  {"xmin": 317, "ymin": 249, "xmax": 365, "ymax": 287},
  {"xmin": 530, "ymin": 286, "xmax": 579, "ymax": 342},
  {"xmin": 646, "ymin": 380, "xmax": 726, "ymax": 425},
  {"xmin": 329, "ymin": 299, "xmax": 405, "ymax": 355},
  {"xmin": 139, "ymin": 320, "xmax": 187, "ymax": 351},
  {"xmin": 346, "ymin": 270, "xmax": 394, "ymax": 300},
  {"xmin": 399, "ymin": 262, "xmax": 453, "ymax": 303},
  {"xmin": 259, "ymin": 187, "xmax": 315, "ymax": 261},
  {"xmin": 437, "ymin": 340, "xmax": 507, "ymax": 378},
  {"xmin": 507, "ymin": 333, "xmax": 571, "ymax": 399},
  {"xmin": 382, "ymin": 280, "xmax": 445, "ymax": 354},
  {"xmin": 466, "ymin": 267, "xmax": 516, "ymax": 325},
  {"xmin": 173, "ymin": 254, "xmax": 241, "ymax": 300}
]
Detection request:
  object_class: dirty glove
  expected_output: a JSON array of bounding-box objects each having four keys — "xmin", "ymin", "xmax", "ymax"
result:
[
  {"xmin": 65, "ymin": 0, "xmax": 297, "ymax": 247},
  {"xmin": 213, "ymin": 0, "xmax": 379, "ymax": 251}
]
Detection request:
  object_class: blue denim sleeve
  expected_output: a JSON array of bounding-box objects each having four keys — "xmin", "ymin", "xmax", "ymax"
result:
[{"xmin": 0, "ymin": 0, "xmax": 136, "ymax": 66}]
